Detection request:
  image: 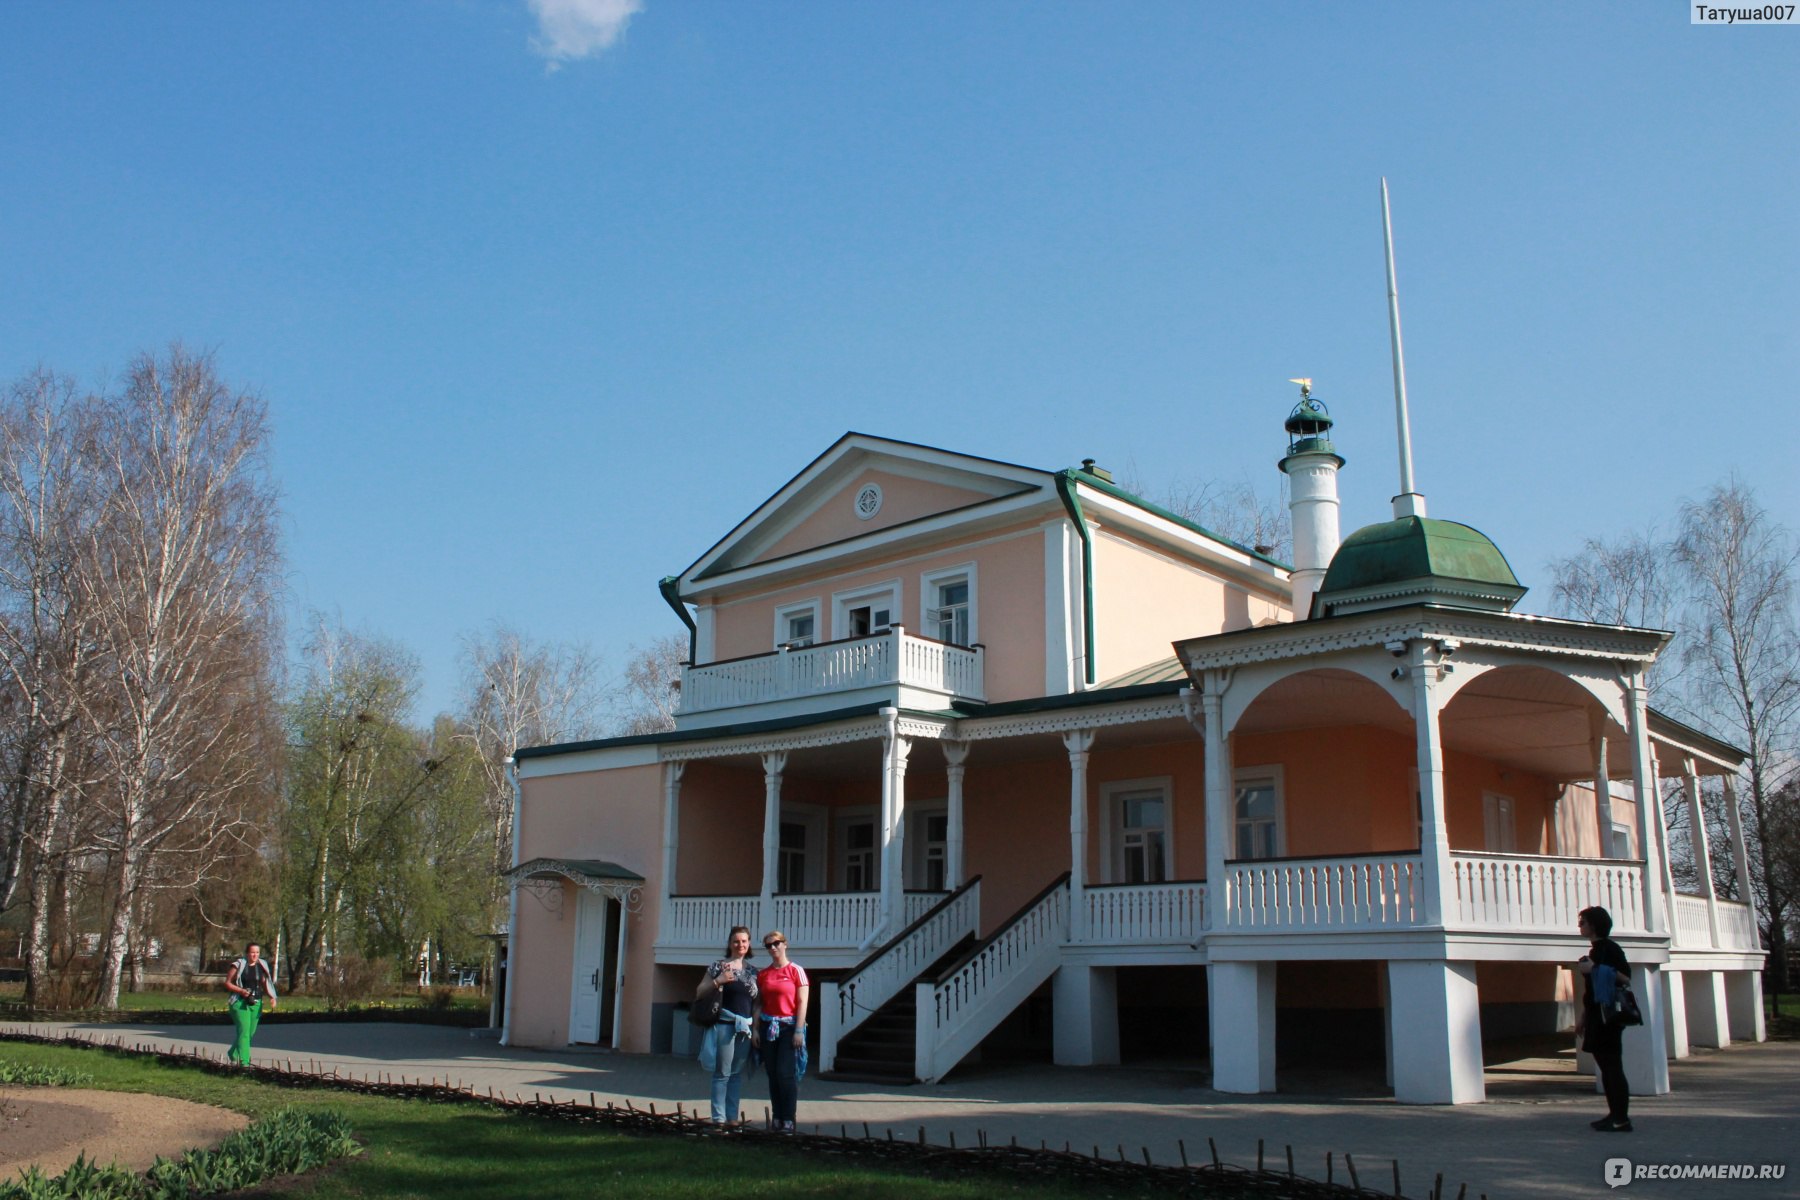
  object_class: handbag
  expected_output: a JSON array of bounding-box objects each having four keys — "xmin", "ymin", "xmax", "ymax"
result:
[
  {"xmin": 689, "ymin": 988, "xmax": 723, "ymax": 1026},
  {"xmin": 1606, "ymin": 980, "xmax": 1644, "ymax": 1028}
]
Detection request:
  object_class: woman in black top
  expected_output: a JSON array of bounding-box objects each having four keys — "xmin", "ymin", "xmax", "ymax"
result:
[
  {"xmin": 697, "ymin": 926, "xmax": 758, "ymax": 1123},
  {"xmin": 1576, "ymin": 905, "xmax": 1632, "ymax": 1132}
]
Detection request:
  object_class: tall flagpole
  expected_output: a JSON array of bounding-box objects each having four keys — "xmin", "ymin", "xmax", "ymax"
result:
[{"xmin": 1382, "ymin": 178, "xmax": 1425, "ymax": 519}]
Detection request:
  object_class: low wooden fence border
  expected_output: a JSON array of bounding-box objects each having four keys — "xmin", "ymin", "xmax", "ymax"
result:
[{"xmin": 0, "ymin": 1029, "xmax": 1482, "ymax": 1200}]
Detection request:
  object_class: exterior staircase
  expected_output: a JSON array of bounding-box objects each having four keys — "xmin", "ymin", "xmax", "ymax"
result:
[
  {"xmin": 817, "ymin": 877, "xmax": 982, "ymax": 1078},
  {"xmin": 825, "ymin": 937, "xmax": 973, "ymax": 1082}
]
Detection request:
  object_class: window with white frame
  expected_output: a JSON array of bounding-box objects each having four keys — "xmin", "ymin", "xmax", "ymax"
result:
[
  {"xmin": 778, "ymin": 820, "xmax": 808, "ymax": 893},
  {"xmin": 907, "ymin": 802, "xmax": 949, "ymax": 892},
  {"xmin": 773, "ymin": 600, "xmax": 820, "ymax": 649},
  {"xmin": 1233, "ymin": 768, "xmax": 1283, "ymax": 860},
  {"xmin": 833, "ymin": 582, "xmax": 900, "ymax": 640},
  {"xmin": 839, "ymin": 813, "xmax": 879, "ymax": 891},
  {"xmin": 1102, "ymin": 779, "xmax": 1172, "ymax": 883},
  {"xmin": 920, "ymin": 564, "xmax": 977, "ymax": 646}
]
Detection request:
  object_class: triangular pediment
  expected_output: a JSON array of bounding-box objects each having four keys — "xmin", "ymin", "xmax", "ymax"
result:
[{"xmin": 681, "ymin": 433, "xmax": 1054, "ymax": 587}]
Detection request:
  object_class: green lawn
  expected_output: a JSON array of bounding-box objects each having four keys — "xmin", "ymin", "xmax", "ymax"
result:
[{"xmin": 0, "ymin": 1041, "xmax": 1133, "ymax": 1199}]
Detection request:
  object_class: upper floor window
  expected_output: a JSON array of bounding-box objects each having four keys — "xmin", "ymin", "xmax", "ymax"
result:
[
  {"xmin": 920, "ymin": 564, "xmax": 978, "ymax": 646},
  {"xmin": 833, "ymin": 581, "xmax": 900, "ymax": 640},
  {"xmin": 1233, "ymin": 767, "xmax": 1284, "ymax": 860},
  {"xmin": 774, "ymin": 600, "xmax": 819, "ymax": 649}
]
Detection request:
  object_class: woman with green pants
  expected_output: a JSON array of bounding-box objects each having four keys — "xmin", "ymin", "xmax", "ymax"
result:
[{"xmin": 225, "ymin": 942, "xmax": 277, "ymax": 1065}]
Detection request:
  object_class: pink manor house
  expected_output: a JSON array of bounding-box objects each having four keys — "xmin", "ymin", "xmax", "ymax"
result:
[{"xmin": 498, "ymin": 398, "xmax": 1765, "ymax": 1104}]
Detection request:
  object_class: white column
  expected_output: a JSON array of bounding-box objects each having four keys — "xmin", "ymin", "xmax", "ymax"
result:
[
  {"xmin": 1209, "ymin": 961, "xmax": 1276, "ymax": 1093},
  {"xmin": 1053, "ymin": 963, "xmax": 1121, "ymax": 1066},
  {"xmin": 1202, "ymin": 673, "xmax": 1232, "ymax": 928},
  {"xmin": 1682, "ymin": 763, "xmax": 1722, "ymax": 947},
  {"xmin": 1410, "ymin": 643, "xmax": 1452, "ymax": 926},
  {"xmin": 1590, "ymin": 710, "xmax": 1615, "ymax": 858},
  {"xmin": 1387, "ymin": 960, "xmax": 1485, "ymax": 1104},
  {"xmin": 1662, "ymin": 968, "xmax": 1691, "ymax": 1059},
  {"xmin": 760, "ymin": 751, "xmax": 787, "ymax": 935},
  {"xmin": 943, "ymin": 739, "xmax": 969, "ymax": 889},
  {"xmin": 1625, "ymin": 676, "xmax": 1669, "ymax": 935},
  {"xmin": 879, "ymin": 710, "xmax": 911, "ymax": 937},
  {"xmin": 1626, "ymin": 964, "xmax": 1671, "ymax": 1093},
  {"xmin": 1722, "ymin": 777, "xmax": 1761, "ymax": 947},
  {"xmin": 1684, "ymin": 971, "xmax": 1731, "ymax": 1049},
  {"xmin": 660, "ymin": 760, "xmax": 686, "ymax": 916},
  {"xmin": 1724, "ymin": 971, "xmax": 1767, "ymax": 1042},
  {"xmin": 1063, "ymin": 728, "xmax": 1096, "ymax": 941}
]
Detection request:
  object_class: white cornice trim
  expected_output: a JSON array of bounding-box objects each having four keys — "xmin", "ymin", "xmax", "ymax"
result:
[
  {"xmin": 684, "ymin": 435, "xmax": 1055, "ymax": 585},
  {"xmin": 959, "ymin": 696, "xmax": 1191, "ymax": 741},
  {"xmin": 659, "ymin": 712, "xmax": 955, "ymax": 761},
  {"xmin": 686, "ymin": 488, "xmax": 1058, "ymax": 593},
  {"xmin": 1177, "ymin": 607, "xmax": 1667, "ymax": 671}
]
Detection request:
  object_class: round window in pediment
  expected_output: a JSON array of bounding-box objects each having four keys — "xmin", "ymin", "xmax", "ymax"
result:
[{"xmin": 854, "ymin": 483, "xmax": 883, "ymax": 520}]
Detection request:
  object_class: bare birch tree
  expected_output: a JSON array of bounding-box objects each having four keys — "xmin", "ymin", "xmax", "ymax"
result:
[
  {"xmin": 1675, "ymin": 480, "xmax": 1800, "ymax": 987},
  {"xmin": 80, "ymin": 347, "xmax": 281, "ymax": 1007},
  {"xmin": 459, "ymin": 625, "xmax": 607, "ymax": 895},
  {"xmin": 617, "ymin": 634, "xmax": 685, "ymax": 736},
  {"xmin": 0, "ymin": 371, "xmax": 111, "ymax": 1001}
]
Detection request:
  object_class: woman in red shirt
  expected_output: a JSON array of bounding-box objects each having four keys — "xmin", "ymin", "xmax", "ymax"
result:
[{"xmin": 756, "ymin": 930, "xmax": 809, "ymax": 1132}]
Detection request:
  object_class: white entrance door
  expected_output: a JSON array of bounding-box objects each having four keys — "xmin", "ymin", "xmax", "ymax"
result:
[{"xmin": 569, "ymin": 889, "xmax": 608, "ymax": 1044}]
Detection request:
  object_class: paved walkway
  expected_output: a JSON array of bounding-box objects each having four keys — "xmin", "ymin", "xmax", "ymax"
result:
[{"xmin": 7, "ymin": 1021, "xmax": 1795, "ymax": 1199}]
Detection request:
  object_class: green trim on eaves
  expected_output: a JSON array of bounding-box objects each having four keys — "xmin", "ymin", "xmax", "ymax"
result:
[
  {"xmin": 515, "ymin": 702, "xmax": 893, "ymax": 760},
  {"xmin": 952, "ymin": 679, "xmax": 1188, "ymax": 719},
  {"xmin": 659, "ymin": 575, "xmax": 698, "ymax": 663},
  {"xmin": 1067, "ymin": 469, "xmax": 1291, "ymax": 571},
  {"xmin": 516, "ymin": 681, "xmax": 1196, "ymax": 762}
]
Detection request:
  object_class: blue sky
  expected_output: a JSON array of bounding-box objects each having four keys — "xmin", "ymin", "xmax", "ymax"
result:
[{"xmin": 2, "ymin": 3, "xmax": 1794, "ymax": 720}]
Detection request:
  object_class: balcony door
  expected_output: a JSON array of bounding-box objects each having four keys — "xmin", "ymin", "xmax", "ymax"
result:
[{"xmin": 834, "ymin": 582, "xmax": 900, "ymax": 640}]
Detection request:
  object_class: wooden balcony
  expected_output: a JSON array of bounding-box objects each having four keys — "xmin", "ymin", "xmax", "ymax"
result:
[{"xmin": 675, "ymin": 627, "xmax": 984, "ymax": 725}]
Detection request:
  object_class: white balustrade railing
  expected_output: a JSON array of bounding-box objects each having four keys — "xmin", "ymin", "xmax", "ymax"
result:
[
  {"xmin": 819, "ymin": 880, "xmax": 981, "ymax": 1074},
  {"xmin": 1077, "ymin": 880, "xmax": 1207, "ymax": 944},
  {"xmin": 677, "ymin": 627, "xmax": 984, "ymax": 714},
  {"xmin": 1222, "ymin": 855, "xmax": 1423, "ymax": 930},
  {"xmin": 774, "ymin": 892, "xmax": 883, "ymax": 947},
  {"xmin": 661, "ymin": 895, "xmax": 761, "ymax": 948},
  {"xmin": 1673, "ymin": 894, "xmax": 1712, "ymax": 946},
  {"xmin": 1452, "ymin": 853, "xmax": 1646, "ymax": 935},
  {"xmin": 904, "ymin": 891, "xmax": 947, "ymax": 924},
  {"xmin": 916, "ymin": 875, "xmax": 1068, "ymax": 1082},
  {"xmin": 1717, "ymin": 899, "xmax": 1761, "ymax": 951}
]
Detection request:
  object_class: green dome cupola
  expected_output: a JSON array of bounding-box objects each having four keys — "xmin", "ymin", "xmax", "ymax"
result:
[{"xmin": 1312, "ymin": 516, "xmax": 1526, "ymax": 618}]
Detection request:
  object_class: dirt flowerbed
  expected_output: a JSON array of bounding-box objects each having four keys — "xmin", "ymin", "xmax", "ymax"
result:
[{"xmin": 0, "ymin": 1086, "xmax": 246, "ymax": 1178}]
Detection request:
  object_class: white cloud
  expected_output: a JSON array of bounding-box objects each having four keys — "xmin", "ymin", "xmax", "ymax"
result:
[{"xmin": 528, "ymin": 0, "xmax": 643, "ymax": 66}]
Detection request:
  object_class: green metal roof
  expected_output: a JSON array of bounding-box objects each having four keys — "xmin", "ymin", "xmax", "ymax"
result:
[{"xmin": 1320, "ymin": 517, "xmax": 1520, "ymax": 593}]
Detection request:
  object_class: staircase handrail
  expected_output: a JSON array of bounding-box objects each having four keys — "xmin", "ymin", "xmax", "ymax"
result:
[
  {"xmin": 931, "ymin": 871, "xmax": 1070, "ymax": 985},
  {"xmin": 915, "ymin": 871, "xmax": 1070, "ymax": 1082},
  {"xmin": 847, "ymin": 875, "xmax": 982, "ymax": 978},
  {"xmin": 818, "ymin": 876, "xmax": 982, "ymax": 1074}
]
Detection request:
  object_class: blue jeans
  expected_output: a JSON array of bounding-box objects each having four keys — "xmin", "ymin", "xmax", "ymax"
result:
[
  {"xmin": 760, "ymin": 1023, "xmax": 799, "ymax": 1124},
  {"xmin": 706, "ymin": 1022, "xmax": 753, "ymax": 1122}
]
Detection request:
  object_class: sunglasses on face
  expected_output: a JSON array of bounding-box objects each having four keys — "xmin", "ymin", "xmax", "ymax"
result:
[{"xmin": 764, "ymin": 940, "xmax": 784, "ymax": 948}]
